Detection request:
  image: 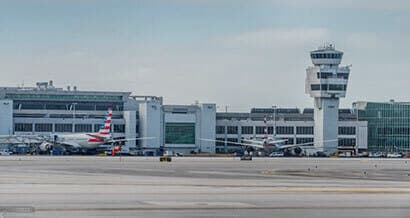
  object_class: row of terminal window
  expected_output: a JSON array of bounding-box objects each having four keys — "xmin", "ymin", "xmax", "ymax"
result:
[
  {"xmin": 13, "ymin": 102, "xmax": 123, "ymax": 111},
  {"xmin": 13, "ymin": 113, "xmax": 123, "ymax": 119},
  {"xmin": 377, "ymin": 127, "xmax": 410, "ymax": 135},
  {"xmin": 317, "ymin": 72, "xmax": 349, "ymax": 79},
  {"xmin": 311, "ymin": 84, "xmax": 347, "ymax": 91},
  {"xmin": 311, "ymin": 53, "xmax": 342, "ymax": 59},
  {"xmin": 221, "ymin": 126, "xmax": 300, "ymax": 135},
  {"xmin": 218, "ymin": 126, "xmax": 356, "ymax": 135},
  {"xmin": 216, "ymin": 138, "xmax": 306, "ymax": 146},
  {"xmin": 216, "ymin": 137, "xmax": 356, "ymax": 147},
  {"xmin": 14, "ymin": 123, "xmax": 126, "ymax": 133}
]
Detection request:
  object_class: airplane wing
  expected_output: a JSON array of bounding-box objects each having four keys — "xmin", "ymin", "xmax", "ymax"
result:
[
  {"xmin": 49, "ymin": 141, "xmax": 82, "ymax": 150},
  {"xmin": 277, "ymin": 139, "xmax": 339, "ymax": 150},
  {"xmin": 200, "ymin": 138, "xmax": 264, "ymax": 149},
  {"xmin": 108, "ymin": 137, "xmax": 156, "ymax": 143},
  {"xmin": 242, "ymin": 139, "xmax": 264, "ymax": 145},
  {"xmin": 243, "ymin": 139, "xmax": 288, "ymax": 145},
  {"xmin": 61, "ymin": 141, "xmax": 82, "ymax": 148},
  {"xmin": 0, "ymin": 135, "xmax": 44, "ymax": 144},
  {"xmin": 86, "ymin": 133, "xmax": 107, "ymax": 140},
  {"xmin": 269, "ymin": 139, "xmax": 288, "ymax": 144}
]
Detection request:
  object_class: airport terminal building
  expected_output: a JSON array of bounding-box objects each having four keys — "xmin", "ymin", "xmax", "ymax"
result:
[
  {"xmin": 215, "ymin": 108, "xmax": 367, "ymax": 155},
  {"xmin": 354, "ymin": 100, "xmax": 410, "ymax": 153},
  {"xmin": 0, "ymin": 81, "xmax": 370, "ymax": 155},
  {"xmin": 0, "ymin": 81, "xmax": 216, "ymax": 154}
]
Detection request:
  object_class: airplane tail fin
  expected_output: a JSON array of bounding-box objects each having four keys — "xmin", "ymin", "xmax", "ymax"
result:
[
  {"xmin": 98, "ymin": 108, "xmax": 112, "ymax": 136},
  {"xmin": 263, "ymin": 115, "xmax": 268, "ymax": 140}
]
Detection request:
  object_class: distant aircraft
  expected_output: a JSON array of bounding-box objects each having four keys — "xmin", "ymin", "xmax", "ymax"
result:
[
  {"xmin": 39, "ymin": 108, "xmax": 154, "ymax": 153},
  {"xmin": 202, "ymin": 115, "xmax": 336, "ymax": 156}
]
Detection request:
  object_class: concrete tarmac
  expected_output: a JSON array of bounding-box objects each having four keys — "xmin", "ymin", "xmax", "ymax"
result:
[{"xmin": 0, "ymin": 156, "xmax": 410, "ymax": 217}]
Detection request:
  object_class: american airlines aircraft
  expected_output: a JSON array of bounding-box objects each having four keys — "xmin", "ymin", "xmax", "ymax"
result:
[{"xmin": 39, "ymin": 108, "xmax": 153, "ymax": 153}]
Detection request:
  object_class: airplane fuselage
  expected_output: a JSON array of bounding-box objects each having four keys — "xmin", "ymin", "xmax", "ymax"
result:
[{"xmin": 51, "ymin": 133, "xmax": 107, "ymax": 150}]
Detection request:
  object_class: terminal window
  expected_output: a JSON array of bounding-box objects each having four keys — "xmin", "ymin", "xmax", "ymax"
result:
[
  {"xmin": 227, "ymin": 126, "xmax": 238, "ymax": 134},
  {"xmin": 227, "ymin": 138, "xmax": 238, "ymax": 146},
  {"xmin": 94, "ymin": 124, "xmax": 102, "ymax": 132},
  {"xmin": 276, "ymin": 126, "xmax": 294, "ymax": 135},
  {"xmin": 35, "ymin": 123, "xmax": 52, "ymax": 132},
  {"xmin": 338, "ymin": 138, "xmax": 356, "ymax": 147},
  {"xmin": 338, "ymin": 127, "xmax": 356, "ymax": 135},
  {"xmin": 75, "ymin": 124, "xmax": 92, "ymax": 133},
  {"xmin": 216, "ymin": 126, "xmax": 225, "ymax": 134},
  {"xmin": 255, "ymin": 126, "xmax": 273, "ymax": 134},
  {"xmin": 296, "ymin": 126, "xmax": 314, "ymax": 135},
  {"xmin": 296, "ymin": 138, "xmax": 314, "ymax": 145},
  {"xmin": 255, "ymin": 126, "xmax": 265, "ymax": 134},
  {"xmin": 241, "ymin": 126, "xmax": 253, "ymax": 134},
  {"xmin": 215, "ymin": 138, "xmax": 226, "ymax": 146},
  {"xmin": 55, "ymin": 124, "xmax": 73, "ymax": 132},
  {"xmin": 114, "ymin": 124, "xmax": 125, "ymax": 133},
  {"xmin": 284, "ymin": 138, "xmax": 294, "ymax": 145},
  {"xmin": 14, "ymin": 123, "xmax": 33, "ymax": 132},
  {"xmin": 165, "ymin": 123, "xmax": 195, "ymax": 144}
]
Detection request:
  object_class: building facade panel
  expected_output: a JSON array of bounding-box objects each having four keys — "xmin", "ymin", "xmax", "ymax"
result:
[{"xmin": 355, "ymin": 101, "xmax": 410, "ymax": 152}]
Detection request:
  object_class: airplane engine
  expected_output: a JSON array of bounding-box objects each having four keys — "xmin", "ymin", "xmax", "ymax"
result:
[
  {"xmin": 284, "ymin": 146, "xmax": 303, "ymax": 157},
  {"xmin": 293, "ymin": 147, "xmax": 303, "ymax": 155},
  {"xmin": 39, "ymin": 142, "xmax": 53, "ymax": 151}
]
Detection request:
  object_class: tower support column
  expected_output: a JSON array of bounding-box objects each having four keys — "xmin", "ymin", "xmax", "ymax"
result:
[{"xmin": 314, "ymin": 98, "xmax": 339, "ymax": 154}]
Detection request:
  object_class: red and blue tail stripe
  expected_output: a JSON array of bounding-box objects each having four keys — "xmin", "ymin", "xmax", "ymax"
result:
[{"xmin": 98, "ymin": 108, "xmax": 112, "ymax": 135}]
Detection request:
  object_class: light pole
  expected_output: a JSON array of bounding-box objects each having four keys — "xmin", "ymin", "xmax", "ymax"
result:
[{"xmin": 272, "ymin": 106, "xmax": 277, "ymax": 138}]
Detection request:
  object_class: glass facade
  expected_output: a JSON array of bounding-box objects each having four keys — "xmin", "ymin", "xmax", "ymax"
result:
[
  {"xmin": 310, "ymin": 53, "xmax": 342, "ymax": 59},
  {"xmin": 13, "ymin": 101, "xmax": 123, "ymax": 111},
  {"xmin": 165, "ymin": 123, "xmax": 195, "ymax": 144},
  {"xmin": 6, "ymin": 93, "xmax": 123, "ymax": 102},
  {"xmin": 358, "ymin": 102, "xmax": 410, "ymax": 152},
  {"xmin": 114, "ymin": 124, "xmax": 125, "ymax": 133},
  {"xmin": 75, "ymin": 124, "xmax": 92, "ymax": 133},
  {"xmin": 296, "ymin": 137, "xmax": 314, "ymax": 145},
  {"xmin": 255, "ymin": 126, "xmax": 265, "ymax": 134},
  {"xmin": 35, "ymin": 123, "xmax": 52, "ymax": 132},
  {"xmin": 311, "ymin": 84, "xmax": 346, "ymax": 91},
  {"xmin": 14, "ymin": 123, "xmax": 32, "ymax": 132},
  {"xmin": 241, "ymin": 126, "xmax": 253, "ymax": 134},
  {"xmin": 338, "ymin": 127, "xmax": 356, "ymax": 135},
  {"xmin": 276, "ymin": 126, "xmax": 294, "ymax": 134},
  {"xmin": 296, "ymin": 126, "xmax": 314, "ymax": 135},
  {"xmin": 338, "ymin": 138, "xmax": 356, "ymax": 147},
  {"xmin": 227, "ymin": 126, "xmax": 238, "ymax": 134},
  {"xmin": 55, "ymin": 124, "xmax": 73, "ymax": 132},
  {"xmin": 216, "ymin": 126, "xmax": 225, "ymax": 134}
]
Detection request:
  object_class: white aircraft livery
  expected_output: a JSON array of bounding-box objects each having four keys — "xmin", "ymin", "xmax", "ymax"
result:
[{"xmin": 39, "ymin": 108, "xmax": 118, "ymax": 152}]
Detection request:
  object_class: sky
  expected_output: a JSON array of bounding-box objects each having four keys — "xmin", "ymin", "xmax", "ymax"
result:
[{"xmin": 0, "ymin": 0, "xmax": 409, "ymax": 112}]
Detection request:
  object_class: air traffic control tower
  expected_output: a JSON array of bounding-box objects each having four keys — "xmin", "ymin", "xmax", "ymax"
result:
[{"xmin": 305, "ymin": 44, "xmax": 351, "ymax": 155}]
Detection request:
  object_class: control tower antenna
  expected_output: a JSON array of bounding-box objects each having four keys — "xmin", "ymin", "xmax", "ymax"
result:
[{"xmin": 305, "ymin": 44, "xmax": 351, "ymax": 155}]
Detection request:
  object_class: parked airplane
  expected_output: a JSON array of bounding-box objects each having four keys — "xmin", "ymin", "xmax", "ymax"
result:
[
  {"xmin": 39, "ymin": 108, "xmax": 153, "ymax": 153},
  {"xmin": 201, "ymin": 116, "xmax": 337, "ymax": 156}
]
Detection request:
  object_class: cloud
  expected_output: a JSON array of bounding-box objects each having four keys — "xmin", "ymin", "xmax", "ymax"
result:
[
  {"xmin": 149, "ymin": 0, "xmax": 410, "ymax": 12},
  {"xmin": 221, "ymin": 28, "xmax": 330, "ymax": 49},
  {"xmin": 284, "ymin": 0, "xmax": 410, "ymax": 12}
]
